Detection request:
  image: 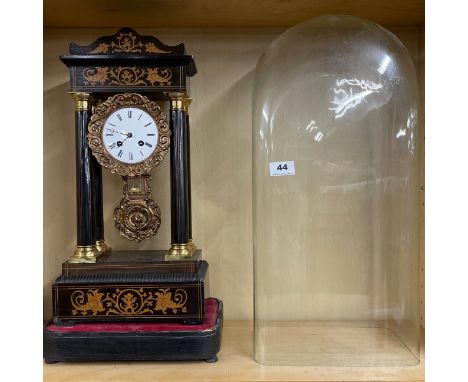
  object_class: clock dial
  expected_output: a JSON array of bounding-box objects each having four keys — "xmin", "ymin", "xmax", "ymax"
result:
[
  {"xmin": 88, "ymin": 92, "xmax": 169, "ymax": 177},
  {"xmin": 102, "ymin": 107, "xmax": 159, "ymax": 164}
]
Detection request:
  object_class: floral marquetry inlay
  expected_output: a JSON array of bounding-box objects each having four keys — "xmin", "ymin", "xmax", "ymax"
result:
[
  {"xmin": 71, "ymin": 288, "xmax": 188, "ymax": 316},
  {"xmin": 63, "ymin": 28, "xmax": 191, "ymax": 92},
  {"xmin": 83, "ymin": 67, "xmax": 173, "ymax": 87},
  {"xmin": 86, "ymin": 31, "xmax": 172, "ymax": 54},
  {"xmin": 70, "ymin": 28, "xmax": 178, "ymax": 55}
]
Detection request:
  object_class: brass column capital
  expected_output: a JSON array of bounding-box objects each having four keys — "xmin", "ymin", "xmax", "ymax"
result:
[
  {"xmin": 69, "ymin": 92, "xmax": 94, "ymax": 111},
  {"xmin": 168, "ymin": 92, "xmax": 191, "ymax": 112},
  {"xmin": 182, "ymin": 97, "xmax": 192, "ymax": 114}
]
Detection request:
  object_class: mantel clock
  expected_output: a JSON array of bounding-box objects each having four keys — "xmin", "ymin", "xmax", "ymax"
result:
[{"xmin": 48, "ymin": 28, "xmax": 221, "ymax": 336}]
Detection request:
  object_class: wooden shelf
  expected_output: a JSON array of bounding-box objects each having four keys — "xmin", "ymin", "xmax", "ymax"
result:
[
  {"xmin": 43, "ymin": 321, "xmax": 424, "ymax": 382},
  {"xmin": 44, "ymin": 0, "xmax": 424, "ymax": 28}
]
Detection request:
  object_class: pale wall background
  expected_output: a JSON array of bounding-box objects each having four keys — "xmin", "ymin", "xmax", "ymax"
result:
[{"xmin": 44, "ymin": 27, "xmax": 423, "ymax": 321}]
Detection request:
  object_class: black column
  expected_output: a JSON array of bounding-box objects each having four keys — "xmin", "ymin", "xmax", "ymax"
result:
[
  {"xmin": 169, "ymin": 101, "xmax": 190, "ymax": 245},
  {"xmin": 91, "ymin": 156, "xmax": 104, "ymax": 242},
  {"xmin": 70, "ymin": 92, "xmax": 98, "ymax": 262},
  {"xmin": 185, "ymin": 112, "xmax": 192, "ymax": 240},
  {"xmin": 75, "ymin": 106, "xmax": 95, "ymax": 246}
]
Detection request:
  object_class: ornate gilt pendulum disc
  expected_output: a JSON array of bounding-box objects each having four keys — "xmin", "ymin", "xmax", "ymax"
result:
[{"xmin": 114, "ymin": 175, "xmax": 161, "ymax": 242}]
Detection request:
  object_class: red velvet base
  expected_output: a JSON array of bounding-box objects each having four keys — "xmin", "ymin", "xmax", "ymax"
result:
[
  {"xmin": 44, "ymin": 298, "xmax": 223, "ymax": 363},
  {"xmin": 47, "ymin": 298, "xmax": 218, "ymax": 333}
]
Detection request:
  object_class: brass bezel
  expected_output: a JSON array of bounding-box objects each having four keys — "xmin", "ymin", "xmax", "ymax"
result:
[{"xmin": 88, "ymin": 93, "xmax": 170, "ymax": 177}]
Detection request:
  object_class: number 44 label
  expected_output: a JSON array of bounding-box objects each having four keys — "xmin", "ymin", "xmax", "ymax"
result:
[{"xmin": 269, "ymin": 161, "xmax": 295, "ymax": 176}]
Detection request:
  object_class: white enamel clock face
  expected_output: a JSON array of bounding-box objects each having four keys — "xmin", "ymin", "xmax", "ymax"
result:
[{"xmin": 102, "ymin": 107, "xmax": 159, "ymax": 164}]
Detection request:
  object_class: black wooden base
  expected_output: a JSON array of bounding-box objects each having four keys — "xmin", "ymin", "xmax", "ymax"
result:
[{"xmin": 44, "ymin": 298, "xmax": 223, "ymax": 363}]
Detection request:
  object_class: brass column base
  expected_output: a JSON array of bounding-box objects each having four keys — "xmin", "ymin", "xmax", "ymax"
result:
[
  {"xmin": 188, "ymin": 239, "xmax": 196, "ymax": 251},
  {"xmin": 95, "ymin": 239, "xmax": 111, "ymax": 256},
  {"xmin": 166, "ymin": 242, "xmax": 196, "ymax": 260},
  {"xmin": 68, "ymin": 245, "xmax": 100, "ymax": 264}
]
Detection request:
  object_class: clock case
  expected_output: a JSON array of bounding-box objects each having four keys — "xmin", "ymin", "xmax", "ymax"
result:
[{"xmin": 51, "ymin": 28, "xmax": 212, "ymax": 326}]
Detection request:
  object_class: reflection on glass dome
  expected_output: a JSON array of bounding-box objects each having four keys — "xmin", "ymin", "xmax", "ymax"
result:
[{"xmin": 253, "ymin": 15, "xmax": 419, "ymax": 366}]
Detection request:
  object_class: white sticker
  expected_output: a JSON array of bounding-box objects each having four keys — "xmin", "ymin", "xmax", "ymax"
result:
[{"xmin": 269, "ymin": 161, "xmax": 295, "ymax": 176}]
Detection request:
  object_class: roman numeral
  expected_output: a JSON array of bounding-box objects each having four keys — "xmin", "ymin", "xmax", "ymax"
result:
[
  {"xmin": 118, "ymin": 150, "xmax": 123, "ymax": 158},
  {"xmin": 147, "ymin": 133, "xmax": 155, "ymax": 136},
  {"xmin": 117, "ymin": 114, "xmax": 122, "ymax": 121},
  {"xmin": 129, "ymin": 152, "xmax": 133, "ymax": 160},
  {"xmin": 144, "ymin": 122, "xmax": 152, "ymax": 127},
  {"xmin": 128, "ymin": 110, "xmax": 132, "ymax": 118},
  {"xmin": 109, "ymin": 143, "xmax": 116, "ymax": 150},
  {"xmin": 144, "ymin": 142, "xmax": 153, "ymax": 148}
]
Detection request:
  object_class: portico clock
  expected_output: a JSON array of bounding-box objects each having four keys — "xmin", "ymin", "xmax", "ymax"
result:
[{"xmin": 45, "ymin": 27, "xmax": 223, "ymax": 364}]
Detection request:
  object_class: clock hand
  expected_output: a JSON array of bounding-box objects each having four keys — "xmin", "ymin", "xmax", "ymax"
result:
[
  {"xmin": 107, "ymin": 128, "xmax": 129, "ymax": 137},
  {"xmin": 119, "ymin": 132, "xmax": 133, "ymax": 145}
]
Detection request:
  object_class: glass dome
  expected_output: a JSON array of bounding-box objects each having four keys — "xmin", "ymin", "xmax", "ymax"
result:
[{"xmin": 253, "ymin": 15, "xmax": 419, "ymax": 366}]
